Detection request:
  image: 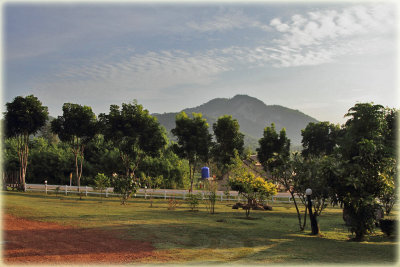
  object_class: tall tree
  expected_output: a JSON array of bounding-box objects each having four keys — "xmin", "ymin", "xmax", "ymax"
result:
[
  {"xmin": 4, "ymin": 95, "xmax": 48, "ymax": 191},
  {"xmin": 172, "ymin": 112, "xmax": 212, "ymax": 192},
  {"xmin": 383, "ymin": 107, "xmax": 398, "ymax": 158},
  {"xmin": 257, "ymin": 123, "xmax": 290, "ymax": 172},
  {"xmin": 99, "ymin": 101, "xmax": 167, "ymax": 203},
  {"xmin": 256, "ymin": 124, "xmax": 310, "ymax": 230},
  {"xmin": 333, "ymin": 103, "xmax": 395, "ymax": 241},
  {"xmin": 212, "ymin": 115, "xmax": 244, "ymax": 175},
  {"xmin": 301, "ymin": 122, "xmax": 340, "ymax": 158},
  {"xmin": 51, "ymin": 103, "xmax": 98, "ymax": 192}
]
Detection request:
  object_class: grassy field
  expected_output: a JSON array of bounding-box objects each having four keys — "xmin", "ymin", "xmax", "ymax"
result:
[{"xmin": 3, "ymin": 191, "xmax": 398, "ymax": 264}]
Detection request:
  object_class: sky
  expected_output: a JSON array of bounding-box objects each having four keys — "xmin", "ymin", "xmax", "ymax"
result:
[{"xmin": 2, "ymin": 1, "xmax": 399, "ymax": 124}]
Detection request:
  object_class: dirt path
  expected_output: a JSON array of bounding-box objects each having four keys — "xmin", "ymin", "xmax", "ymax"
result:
[{"xmin": 2, "ymin": 214, "xmax": 156, "ymax": 264}]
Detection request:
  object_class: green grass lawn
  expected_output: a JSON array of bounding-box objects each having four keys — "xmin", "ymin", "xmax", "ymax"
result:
[{"xmin": 3, "ymin": 191, "xmax": 398, "ymax": 264}]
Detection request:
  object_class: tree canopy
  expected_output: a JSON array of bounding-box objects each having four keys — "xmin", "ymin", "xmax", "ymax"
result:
[
  {"xmin": 99, "ymin": 101, "xmax": 167, "ymax": 203},
  {"xmin": 212, "ymin": 115, "xmax": 244, "ymax": 174},
  {"xmin": 332, "ymin": 103, "xmax": 397, "ymax": 240},
  {"xmin": 301, "ymin": 121, "xmax": 340, "ymax": 158},
  {"xmin": 4, "ymin": 95, "xmax": 49, "ymax": 190},
  {"xmin": 51, "ymin": 103, "xmax": 98, "ymax": 191},
  {"xmin": 172, "ymin": 112, "xmax": 212, "ymax": 192},
  {"xmin": 257, "ymin": 123, "xmax": 290, "ymax": 172}
]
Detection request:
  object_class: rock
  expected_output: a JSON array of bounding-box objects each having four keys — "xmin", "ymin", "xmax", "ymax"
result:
[
  {"xmin": 242, "ymin": 204, "xmax": 251, "ymax": 210},
  {"xmin": 253, "ymin": 205, "xmax": 265, "ymax": 210},
  {"xmin": 263, "ymin": 205, "xmax": 273, "ymax": 211},
  {"xmin": 232, "ymin": 202, "xmax": 243, "ymax": 209}
]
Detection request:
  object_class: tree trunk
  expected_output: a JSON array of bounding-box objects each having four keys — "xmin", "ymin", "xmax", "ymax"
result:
[
  {"xmin": 78, "ymin": 145, "xmax": 85, "ymax": 193},
  {"xmin": 302, "ymin": 205, "xmax": 308, "ymax": 230},
  {"xmin": 290, "ymin": 191, "xmax": 305, "ymax": 231},
  {"xmin": 189, "ymin": 163, "xmax": 194, "ymax": 193},
  {"xmin": 307, "ymin": 195, "xmax": 319, "ymax": 235},
  {"xmin": 354, "ymin": 230, "xmax": 364, "ymax": 241},
  {"xmin": 17, "ymin": 134, "xmax": 29, "ymax": 192},
  {"xmin": 74, "ymin": 150, "xmax": 80, "ymax": 192}
]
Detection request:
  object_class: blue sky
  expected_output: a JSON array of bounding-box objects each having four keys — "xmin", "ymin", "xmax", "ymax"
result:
[{"xmin": 3, "ymin": 1, "xmax": 398, "ymax": 124}]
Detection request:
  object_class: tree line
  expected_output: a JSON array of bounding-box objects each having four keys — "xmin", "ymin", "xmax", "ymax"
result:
[{"xmin": 3, "ymin": 95, "xmax": 398, "ymax": 241}]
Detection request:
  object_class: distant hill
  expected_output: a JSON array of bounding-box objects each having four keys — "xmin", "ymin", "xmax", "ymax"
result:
[{"xmin": 153, "ymin": 95, "xmax": 318, "ymax": 149}]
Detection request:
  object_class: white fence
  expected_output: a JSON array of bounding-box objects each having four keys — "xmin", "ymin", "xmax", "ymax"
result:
[{"xmin": 25, "ymin": 183, "xmax": 299, "ymax": 203}]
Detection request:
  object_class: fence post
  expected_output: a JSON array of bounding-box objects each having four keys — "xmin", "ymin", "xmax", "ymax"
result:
[
  {"xmin": 164, "ymin": 190, "xmax": 166, "ymax": 200},
  {"xmin": 272, "ymin": 196, "xmax": 274, "ymax": 203},
  {"xmin": 220, "ymin": 192, "xmax": 223, "ymax": 201},
  {"xmin": 202, "ymin": 192, "xmax": 204, "ymax": 200},
  {"xmin": 106, "ymin": 188, "xmax": 108, "ymax": 198},
  {"xmin": 85, "ymin": 186, "xmax": 88, "ymax": 197},
  {"xmin": 65, "ymin": 185, "xmax": 68, "ymax": 195},
  {"xmin": 183, "ymin": 192, "xmax": 186, "ymax": 200}
]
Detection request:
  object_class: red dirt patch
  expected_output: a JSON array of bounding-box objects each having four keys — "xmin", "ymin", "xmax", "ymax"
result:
[{"xmin": 2, "ymin": 214, "xmax": 156, "ymax": 264}]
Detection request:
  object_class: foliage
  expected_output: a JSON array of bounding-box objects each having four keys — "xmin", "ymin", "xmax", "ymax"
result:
[
  {"xmin": 267, "ymin": 152, "xmax": 308, "ymax": 230},
  {"xmin": 379, "ymin": 219, "xmax": 397, "ymax": 237},
  {"xmin": 137, "ymin": 147, "xmax": 190, "ymax": 189},
  {"xmin": 111, "ymin": 173, "xmax": 140, "ymax": 205},
  {"xmin": 4, "ymin": 95, "xmax": 49, "ymax": 190},
  {"xmin": 3, "ymin": 138, "xmax": 21, "ymax": 173},
  {"xmin": 140, "ymin": 172, "xmax": 163, "ymax": 207},
  {"xmin": 99, "ymin": 101, "xmax": 167, "ymax": 179},
  {"xmin": 375, "ymin": 156, "xmax": 397, "ymax": 216},
  {"xmin": 229, "ymin": 160, "xmax": 277, "ymax": 218},
  {"xmin": 212, "ymin": 115, "xmax": 245, "ymax": 175},
  {"xmin": 38, "ymin": 118, "xmax": 59, "ymax": 145},
  {"xmin": 27, "ymin": 138, "xmax": 74, "ymax": 184},
  {"xmin": 51, "ymin": 103, "xmax": 98, "ymax": 191},
  {"xmin": 301, "ymin": 121, "xmax": 340, "ymax": 158},
  {"xmin": 92, "ymin": 173, "xmax": 110, "ymax": 202},
  {"xmin": 257, "ymin": 123, "xmax": 290, "ymax": 172},
  {"xmin": 172, "ymin": 112, "xmax": 212, "ymax": 192},
  {"xmin": 83, "ymin": 135, "xmax": 125, "ymax": 178},
  {"xmin": 204, "ymin": 180, "xmax": 218, "ymax": 214},
  {"xmin": 332, "ymin": 103, "xmax": 397, "ymax": 241},
  {"xmin": 256, "ymin": 124, "xmax": 308, "ymax": 229},
  {"xmin": 187, "ymin": 193, "xmax": 201, "ymax": 211},
  {"xmin": 383, "ymin": 108, "xmax": 398, "ymax": 158},
  {"xmin": 293, "ymin": 155, "xmax": 336, "ymax": 217}
]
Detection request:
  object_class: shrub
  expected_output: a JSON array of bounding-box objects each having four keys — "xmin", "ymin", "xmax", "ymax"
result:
[
  {"xmin": 229, "ymin": 171, "xmax": 277, "ymax": 218},
  {"xmin": 379, "ymin": 219, "xmax": 397, "ymax": 237},
  {"xmin": 187, "ymin": 193, "xmax": 201, "ymax": 211}
]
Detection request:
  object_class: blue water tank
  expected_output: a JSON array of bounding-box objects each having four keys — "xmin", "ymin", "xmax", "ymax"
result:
[{"xmin": 201, "ymin": 167, "xmax": 210, "ymax": 179}]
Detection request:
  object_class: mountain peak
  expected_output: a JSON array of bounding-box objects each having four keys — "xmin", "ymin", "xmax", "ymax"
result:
[
  {"xmin": 154, "ymin": 95, "xmax": 318, "ymax": 147},
  {"xmin": 231, "ymin": 94, "xmax": 265, "ymax": 103}
]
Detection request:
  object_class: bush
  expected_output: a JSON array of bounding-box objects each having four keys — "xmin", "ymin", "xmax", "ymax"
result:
[
  {"xmin": 379, "ymin": 219, "xmax": 397, "ymax": 237},
  {"xmin": 187, "ymin": 193, "xmax": 201, "ymax": 211}
]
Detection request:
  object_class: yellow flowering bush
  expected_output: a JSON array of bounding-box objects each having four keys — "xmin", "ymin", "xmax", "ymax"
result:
[{"xmin": 229, "ymin": 171, "xmax": 277, "ymax": 217}]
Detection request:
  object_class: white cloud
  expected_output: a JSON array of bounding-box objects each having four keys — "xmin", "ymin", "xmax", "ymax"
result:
[
  {"xmin": 31, "ymin": 3, "xmax": 397, "ymax": 99},
  {"xmin": 270, "ymin": 4, "xmax": 395, "ymax": 49},
  {"xmin": 34, "ymin": 47, "xmax": 233, "ymax": 102},
  {"xmin": 266, "ymin": 3, "xmax": 396, "ymax": 67},
  {"xmin": 187, "ymin": 9, "xmax": 271, "ymax": 32},
  {"xmin": 270, "ymin": 18, "xmax": 290, "ymax": 33}
]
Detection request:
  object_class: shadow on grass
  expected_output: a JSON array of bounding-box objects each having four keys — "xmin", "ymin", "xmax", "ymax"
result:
[
  {"xmin": 96, "ymin": 215, "xmax": 398, "ymax": 264},
  {"xmin": 4, "ymin": 191, "xmax": 398, "ymax": 264}
]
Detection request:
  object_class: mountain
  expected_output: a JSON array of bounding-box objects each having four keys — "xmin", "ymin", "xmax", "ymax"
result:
[{"xmin": 153, "ymin": 95, "xmax": 318, "ymax": 149}]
